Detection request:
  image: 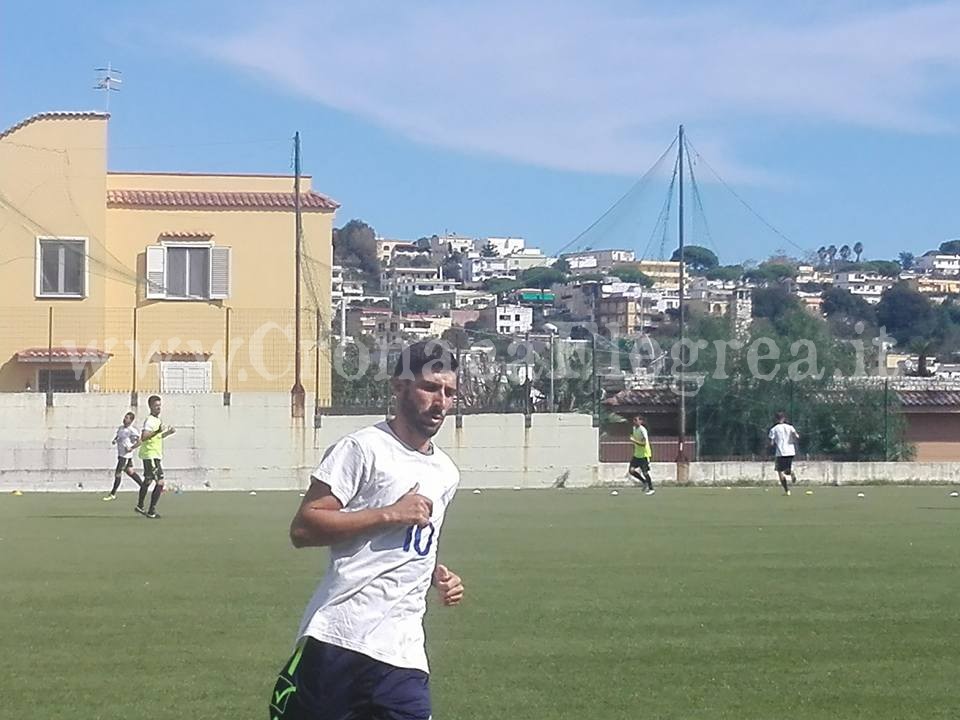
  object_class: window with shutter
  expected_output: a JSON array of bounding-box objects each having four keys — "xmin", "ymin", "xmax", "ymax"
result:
[
  {"xmin": 210, "ymin": 246, "xmax": 231, "ymax": 299},
  {"xmin": 145, "ymin": 246, "xmax": 166, "ymax": 298},
  {"xmin": 160, "ymin": 361, "xmax": 212, "ymax": 392}
]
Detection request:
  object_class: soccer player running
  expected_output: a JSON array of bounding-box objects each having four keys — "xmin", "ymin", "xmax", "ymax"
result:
[
  {"xmin": 768, "ymin": 411, "xmax": 800, "ymax": 495},
  {"xmin": 137, "ymin": 395, "xmax": 176, "ymax": 519},
  {"xmin": 104, "ymin": 411, "xmax": 143, "ymax": 501},
  {"xmin": 628, "ymin": 415, "xmax": 655, "ymax": 495},
  {"xmin": 269, "ymin": 340, "xmax": 465, "ymax": 720}
]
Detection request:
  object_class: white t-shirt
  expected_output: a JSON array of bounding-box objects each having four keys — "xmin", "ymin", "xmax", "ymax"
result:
[
  {"xmin": 296, "ymin": 421, "xmax": 460, "ymax": 674},
  {"xmin": 768, "ymin": 422, "xmax": 799, "ymax": 457},
  {"xmin": 114, "ymin": 425, "xmax": 140, "ymax": 459}
]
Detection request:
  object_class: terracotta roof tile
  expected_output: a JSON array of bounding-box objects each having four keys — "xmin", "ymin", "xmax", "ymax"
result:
[
  {"xmin": 602, "ymin": 387, "xmax": 679, "ymax": 410},
  {"xmin": 107, "ymin": 189, "xmax": 338, "ymax": 212},
  {"xmin": 158, "ymin": 231, "xmax": 214, "ymax": 239},
  {"xmin": 896, "ymin": 390, "xmax": 960, "ymax": 407},
  {"xmin": 0, "ymin": 111, "xmax": 109, "ymax": 140},
  {"xmin": 16, "ymin": 347, "xmax": 112, "ymax": 363}
]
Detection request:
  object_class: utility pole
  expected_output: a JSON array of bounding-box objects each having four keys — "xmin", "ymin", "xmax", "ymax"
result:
[
  {"xmin": 291, "ymin": 132, "xmax": 305, "ymax": 418},
  {"xmin": 676, "ymin": 124, "xmax": 690, "ymax": 483}
]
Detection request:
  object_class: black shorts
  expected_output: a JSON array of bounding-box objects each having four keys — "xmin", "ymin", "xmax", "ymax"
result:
[
  {"xmin": 775, "ymin": 456, "xmax": 794, "ymax": 473},
  {"xmin": 114, "ymin": 457, "xmax": 133, "ymax": 474},
  {"xmin": 143, "ymin": 458, "xmax": 164, "ymax": 482},
  {"xmin": 269, "ymin": 637, "xmax": 431, "ymax": 720},
  {"xmin": 629, "ymin": 457, "xmax": 651, "ymax": 472}
]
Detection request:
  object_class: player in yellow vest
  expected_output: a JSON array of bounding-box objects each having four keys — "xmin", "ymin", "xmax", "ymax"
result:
[
  {"xmin": 137, "ymin": 395, "xmax": 176, "ymax": 518},
  {"xmin": 628, "ymin": 415, "xmax": 655, "ymax": 495}
]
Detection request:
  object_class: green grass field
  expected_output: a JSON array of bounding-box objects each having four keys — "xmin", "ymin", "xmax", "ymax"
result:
[{"xmin": 1, "ymin": 486, "xmax": 958, "ymax": 719}]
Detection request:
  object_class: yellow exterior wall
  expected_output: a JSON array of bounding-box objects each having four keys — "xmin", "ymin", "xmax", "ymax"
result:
[{"xmin": 0, "ymin": 114, "xmax": 334, "ymax": 399}]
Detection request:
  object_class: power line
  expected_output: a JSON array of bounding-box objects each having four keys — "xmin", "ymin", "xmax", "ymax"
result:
[
  {"xmin": 555, "ymin": 136, "xmax": 678, "ymax": 258},
  {"xmin": 683, "ymin": 134, "xmax": 812, "ymax": 258}
]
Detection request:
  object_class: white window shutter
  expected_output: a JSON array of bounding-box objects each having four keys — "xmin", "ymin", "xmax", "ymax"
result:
[
  {"xmin": 210, "ymin": 246, "xmax": 231, "ymax": 299},
  {"xmin": 145, "ymin": 245, "xmax": 166, "ymax": 298}
]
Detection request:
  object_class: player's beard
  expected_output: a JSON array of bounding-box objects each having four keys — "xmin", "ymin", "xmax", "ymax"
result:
[{"xmin": 397, "ymin": 389, "xmax": 446, "ymax": 439}]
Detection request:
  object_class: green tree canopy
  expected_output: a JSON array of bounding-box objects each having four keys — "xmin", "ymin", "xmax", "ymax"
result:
[
  {"xmin": 822, "ymin": 287, "xmax": 877, "ymax": 324},
  {"xmin": 939, "ymin": 239, "xmax": 960, "ymax": 255},
  {"xmin": 519, "ymin": 266, "xmax": 567, "ymax": 288},
  {"xmin": 671, "ymin": 245, "xmax": 719, "ymax": 274},
  {"xmin": 333, "ymin": 219, "xmax": 381, "ymax": 282},
  {"xmin": 609, "ymin": 264, "xmax": 653, "ymax": 286},
  {"xmin": 876, "ymin": 284, "xmax": 934, "ymax": 345},
  {"xmin": 704, "ymin": 265, "xmax": 744, "ymax": 283}
]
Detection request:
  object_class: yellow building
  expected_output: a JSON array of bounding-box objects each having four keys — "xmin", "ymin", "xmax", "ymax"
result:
[
  {"xmin": 0, "ymin": 111, "xmax": 336, "ymax": 399},
  {"xmin": 634, "ymin": 260, "xmax": 682, "ymax": 291},
  {"xmin": 907, "ymin": 276, "xmax": 960, "ymax": 303}
]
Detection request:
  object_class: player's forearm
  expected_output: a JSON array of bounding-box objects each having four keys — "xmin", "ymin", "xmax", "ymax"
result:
[{"xmin": 290, "ymin": 507, "xmax": 398, "ymax": 548}]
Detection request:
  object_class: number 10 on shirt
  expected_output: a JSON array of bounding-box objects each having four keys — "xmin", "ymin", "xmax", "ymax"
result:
[{"xmin": 403, "ymin": 523, "xmax": 436, "ymax": 557}]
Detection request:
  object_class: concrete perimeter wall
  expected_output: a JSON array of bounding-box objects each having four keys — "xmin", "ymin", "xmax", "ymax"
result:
[{"xmin": 1, "ymin": 394, "xmax": 958, "ymax": 492}]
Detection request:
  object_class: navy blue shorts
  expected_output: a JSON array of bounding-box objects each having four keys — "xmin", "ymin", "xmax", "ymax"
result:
[{"xmin": 269, "ymin": 638, "xmax": 431, "ymax": 720}]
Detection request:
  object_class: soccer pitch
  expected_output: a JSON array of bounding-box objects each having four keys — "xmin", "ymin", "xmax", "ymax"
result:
[{"xmin": 1, "ymin": 487, "xmax": 958, "ymax": 719}]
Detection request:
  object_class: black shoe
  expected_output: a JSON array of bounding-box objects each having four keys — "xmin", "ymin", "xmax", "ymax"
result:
[
  {"xmin": 146, "ymin": 509, "xmax": 160, "ymax": 519},
  {"xmin": 135, "ymin": 506, "xmax": 147, "ymax": 516}
]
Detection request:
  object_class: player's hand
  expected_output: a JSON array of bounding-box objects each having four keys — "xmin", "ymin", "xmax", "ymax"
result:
[
  {"xmin": 164, "ymin": 426, "xmax": 177, "ymax": 436},
  {"xmin": 388, "ymin": 484, "xmax": 433, "ymax": 527},
  {"xmin": 433, "ymin": 564, "xmax": 464, "ymax": 606}
]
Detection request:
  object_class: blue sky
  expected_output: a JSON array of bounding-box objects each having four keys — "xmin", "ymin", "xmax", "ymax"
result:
[{"xmin": 3, "ymin": 0, "xmax": 960, "ymax": 264}]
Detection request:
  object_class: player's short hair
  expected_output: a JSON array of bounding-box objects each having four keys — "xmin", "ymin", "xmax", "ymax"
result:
[
  {"xmin": 775, "ymin": 411, "xmax": 786, "ymax": 422},
  {"xmin": 392, "ymin": 339, "xmax": 459, "ymax": 380},
  {"xmin": 124, "ymin": 411, "xmax": 135, "ymax": 420},
  {"xmin": 148, "ymin": 395, "xmax": 161, "ymax": 405}
]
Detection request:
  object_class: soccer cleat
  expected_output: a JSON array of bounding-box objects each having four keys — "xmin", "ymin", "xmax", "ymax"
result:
[
  {"xmin": 785, "ymin": 490, "xmax": 791, "ymax": 496},
  {"xmin": 146, "ymin": 510, "xmax": 161, "ymax": 519},
  {"xmin": 644, "ymin": 488, "xmax": 656, "ymax": 496},
  {"xmin": 135, "ymin": 506, "xmax": 147, "ymax": 516},
  {"xmin": 102, "ymin": 495, "xmax": 117, "ymax": 502}
]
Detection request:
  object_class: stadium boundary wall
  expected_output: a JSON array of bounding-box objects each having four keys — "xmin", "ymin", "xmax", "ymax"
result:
[{"xmin": 1, "ymin": 394, "xmax": 958, "ymax": 491}]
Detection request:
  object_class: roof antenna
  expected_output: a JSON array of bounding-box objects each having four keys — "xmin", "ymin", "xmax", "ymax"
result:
[{"xmin": 94, "ymin": 63, "xmax": 122, "ymax": 112}]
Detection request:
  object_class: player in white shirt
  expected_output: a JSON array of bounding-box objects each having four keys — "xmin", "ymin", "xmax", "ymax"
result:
[
  {"xmin": 768, "ymin": 411, "xmax": 800, "ymax": 495},
  {"xmin": 103, "ymin": 411, "xmax": 143, "ymax": 501},
  {"xmin": 269, "ymin": 340, "xmax": 465, "ymax": 720}
]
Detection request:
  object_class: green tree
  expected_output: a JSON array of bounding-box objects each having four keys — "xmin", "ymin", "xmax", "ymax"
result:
[
  {"xmin": 441, "ymin": 252, "xmax": 463, "ymax": 282},
  {"xmin": 822, "ymin": 287, "xmax": 876, "ymax": 324},
  {"xmin": 609, "ymin": 264, "xmax": 653, "ymax": 286},
  {"xmin": 519, "ymin": 266, "xmax": 567, "ymax": 288},
  {"xmin": 480, "ymin": 242, "xmax": 498, "ymax": 257},
  {"xmin": 939, "ymin": 239, "xmax": 960, "ymax": 255},
  {"xmin": 333, "ymin": 220, "xmax": 381, "ymax": 284},
  {"xmin": 482, "ymin": 277, "xmax": 521, "ymax": 295},
  {"xmin": 861, "ymin": 260, "xmax": 901, "ymax": 278},
  {"xmin": 671, "ymin": 245, "xmax": 719, "ymax": 274},
  {"xmin": 552, "ymin": 258, "xmax": 571, "ymax": 274},
  {"xmin": 688, "ymin": 312, "xmax": 909, "ymax": 460},
  {"xmin": 743, "ymin": 262, "xmax": 797, "ymax": 286},
  {"xmin": 876, "ymin": 284, "xmax": 934, "ymax": 345},
  {"xmin": 839, "ymin": 244, "xmax": 852, "ymax": 263},
  {"xmin": 751, "ymin": 286, "xmax": 801, "ymax": 324},
  {"xmin": 705, "ymin": 265, "xmax": 744, "ymax": 283},
  {"xmin": 898, "ymin": 252, "xmax": 915, "ymax": 271},
  {"xmin": 853, "ymin": 241, "xmax": 864, "ymax": 262}
]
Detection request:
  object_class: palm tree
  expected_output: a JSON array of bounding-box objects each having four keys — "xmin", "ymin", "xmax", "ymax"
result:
[
  {"xmin": 827, "ymin": 245, "xmax": 838, "ymax": 269},
  {"xmin": 839, "ymin": 244, "xmax": 852, "ymax": 263},
  {"xmin": 817, "ymin": 246, "xmax": 828, "ymax": 268},
  {"xmin": 853, "ymin": 241, "xmax": 864, "ymax": 263}
]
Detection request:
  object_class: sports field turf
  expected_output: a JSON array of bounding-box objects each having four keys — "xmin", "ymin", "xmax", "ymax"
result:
[{"xmin": 1, "ymin": 486, "xmax": 958, "ymax": 719}]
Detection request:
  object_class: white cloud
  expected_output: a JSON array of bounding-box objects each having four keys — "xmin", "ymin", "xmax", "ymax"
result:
[{"xmin": 196, "ymin": 1, "xmax": 960, "ymax": 180}]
